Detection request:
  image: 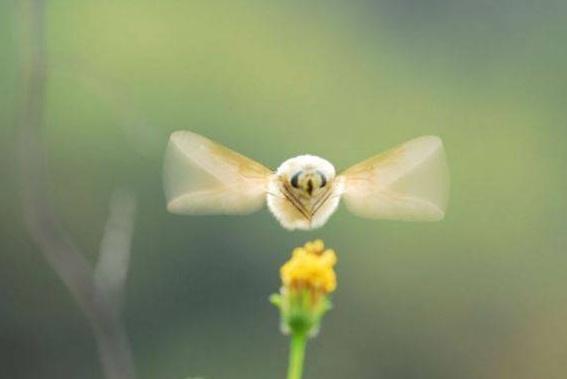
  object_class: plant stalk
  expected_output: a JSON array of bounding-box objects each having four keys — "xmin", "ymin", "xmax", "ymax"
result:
[{"xmin": 287, "ymin": 332, "xmax": 307, "ymax": 379}]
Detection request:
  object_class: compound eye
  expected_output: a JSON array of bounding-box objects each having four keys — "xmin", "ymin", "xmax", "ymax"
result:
[
  {"xmin": 317, "ymin": 171, "xmax": 327, "ymax": 188},
  {"xmin": 290, "ymin": 172, "xmax": 301, "ymax": 188}
]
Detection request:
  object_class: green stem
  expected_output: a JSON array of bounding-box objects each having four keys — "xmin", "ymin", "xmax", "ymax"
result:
[{"xmin": 287, "ymin": 332, "xmax": 308, "ymax": 379}]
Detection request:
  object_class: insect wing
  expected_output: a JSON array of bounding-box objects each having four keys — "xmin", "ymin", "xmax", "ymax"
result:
[
  {"xmin": 340, "ymin": 136, "xmax": 449, "ymax": 221},
  {"xmin": 164, "ymin": 131, "xmax": 272, "ymax": 215}
]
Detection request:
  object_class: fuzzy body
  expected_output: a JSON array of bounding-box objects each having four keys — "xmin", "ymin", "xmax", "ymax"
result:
[{"xmin": 267, "ymin": 155, "xmax": 344, "ymax": 230}]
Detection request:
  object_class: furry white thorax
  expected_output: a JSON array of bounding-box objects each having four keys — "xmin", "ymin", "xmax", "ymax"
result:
[
  {"xmin": 275, "ymin": 155, "xmax": 336, "ymax": 179},
  {"xmin": 267, "ymin": 155, "xmax": 344, "ymax": 230}
]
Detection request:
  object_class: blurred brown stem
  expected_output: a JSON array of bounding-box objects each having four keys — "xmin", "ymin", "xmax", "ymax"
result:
[{"xmin": 17, "ymin": 1, "xmax": 137, "ymax": 378}]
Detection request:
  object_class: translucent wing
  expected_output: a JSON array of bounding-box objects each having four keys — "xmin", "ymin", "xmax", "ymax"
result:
[
  {"xmin": 340, "ymin": 136, "xmax": 449, "ymax": 221},
  {"xmin": 164, "ymin": 131, "xmax": 272, "ymax": 215}
]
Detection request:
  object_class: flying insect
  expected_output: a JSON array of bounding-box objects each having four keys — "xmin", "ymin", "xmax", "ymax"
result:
[{"xmin": 164, "ymin": 131, "xmax": 449, "ymax": 230}]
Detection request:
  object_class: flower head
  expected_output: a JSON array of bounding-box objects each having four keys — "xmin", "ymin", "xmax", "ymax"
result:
[
  {"xmin": 281, "ymin": 240, "xmax": 337, "ymax": 294},
  {"xmin": 271, "ymin": 240, "xmax": 338, "ymax": 337}
]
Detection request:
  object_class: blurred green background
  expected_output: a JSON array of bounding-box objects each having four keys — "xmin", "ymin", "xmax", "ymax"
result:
[{"xmin": 2, "ymin": 0, "xmax": 567, "ymax": 378}]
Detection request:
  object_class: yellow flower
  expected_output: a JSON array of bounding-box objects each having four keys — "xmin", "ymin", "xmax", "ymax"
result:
[
  {"xmin": 271, "ymin": 240, "xmax": 338, "ymax": 337},
  {"xmin": 280, "ymin": 240, "xmax": 337, "ymax": 294}
]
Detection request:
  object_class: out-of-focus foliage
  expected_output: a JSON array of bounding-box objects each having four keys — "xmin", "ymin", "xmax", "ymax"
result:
[{"xmin": 2, "ymin": 0, "xmax": 567, "ymax": 378}]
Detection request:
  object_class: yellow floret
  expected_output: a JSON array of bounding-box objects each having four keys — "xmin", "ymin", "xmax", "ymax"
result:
[
  {"xmin": 280, "ymin": 240, "xmax": 337, "ymax": 294},
  {"xmin": 303, "ymin": 239, "xmax": 325, "ymax": 255}
]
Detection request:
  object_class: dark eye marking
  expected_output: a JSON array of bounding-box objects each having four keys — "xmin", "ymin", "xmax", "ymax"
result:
[
  {"xmin": 290, "ymin": 172, "xmax": 301, "ymax": 188},
  {"xmin": 317, "ymin": 171, "xmax": 327, "ymax": 187}
]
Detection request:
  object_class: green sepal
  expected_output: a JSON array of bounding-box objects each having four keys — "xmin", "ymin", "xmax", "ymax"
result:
[
  {"xmin": 271, "ymin": 288, "xmax": 333, "ymax": 337},
  {"xmin": 270, "ymin": 293, "xmax": 282, "ymax": 308}
]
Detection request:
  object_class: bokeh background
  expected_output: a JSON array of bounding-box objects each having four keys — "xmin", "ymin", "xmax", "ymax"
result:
[{"xmin": 2, "ymin": 0, "xmax": 567, "ymax": 378}]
